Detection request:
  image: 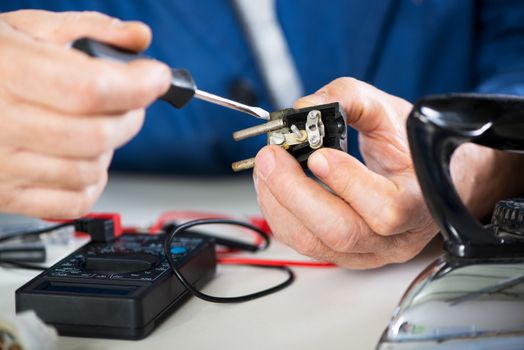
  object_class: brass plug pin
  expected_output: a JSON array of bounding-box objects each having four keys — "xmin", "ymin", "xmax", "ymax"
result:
[{"xmin": 233, "ymin": 119, "xmax": 285, "ymax": 141}]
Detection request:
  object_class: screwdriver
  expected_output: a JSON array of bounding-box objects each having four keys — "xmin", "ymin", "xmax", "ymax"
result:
[{"xmin": 72, "ymin": 38, "xmax": 270, "ymax": 120}]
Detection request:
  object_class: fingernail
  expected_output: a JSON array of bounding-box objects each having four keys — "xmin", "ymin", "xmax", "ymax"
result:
[
  {"xmin": 151, "ymin": 63, "xmax": 172, "ymax": 93},
  {"xmin": 309, "ymin": 151, "xmax": 329, "ymax": 178},
  {"xmin": 253, "ymin": 171, "xmax": 259, "ymax": 193},
  {"xmin": 255, "ymin": 148, "xmax": 275, "ymax": 181}
]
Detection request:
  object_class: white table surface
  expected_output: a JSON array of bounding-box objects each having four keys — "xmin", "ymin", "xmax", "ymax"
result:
[{"xmin": 0, "ymin": 173, "xmax": 441, "ymax": 350}]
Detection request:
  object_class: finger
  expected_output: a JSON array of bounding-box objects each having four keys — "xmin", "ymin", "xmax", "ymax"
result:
[
  {"xmin": 294, "ymin": 77, "xmax": 411, "ymax": 136},
  {"xmin": 0, "ymin": 22, "xmax": 170, "ymax": 114},
  {"xmin": 1, "ymin": 10, "xmax": 151, "ymax": 51},
  {"xmin": 0, "ymin": 148, "xmax": 112, "ymax": 191},
  {"xmin": 0, "ymin": 99, "xmax": 145, "ymax": 157},
  {"xmin": 255, "ymin": 177, "xmax": 395, "ymax": 269},
  {"xmin": 308, "ymin": 148, "xmax": 437, "ymax": 237},
  {"xmin": 255, "ymin": 171, "xmax": 331, "ymax": 259},
  {"xmin": 0, "ymin": 176, "xmax": 107, "ymax": 219},
  {"xmin": 254, "ymin": 146, "xmax": 397, "ymax": 252},
  {"xmin": 255, "ymin": 151, "xmax": 432, "ymax": 268}
]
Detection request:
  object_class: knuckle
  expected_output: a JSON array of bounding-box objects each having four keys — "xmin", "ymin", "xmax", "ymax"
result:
[
  {"xmin": 372, "ymin": 202, "xmax": 408, "ymax": 236},
  {"xmin": 293, "ymin": 235, "xmax": 321, "ymax": 258},
  {"xmin": 81, "ymin": 11, "xmax": 111, "ymax": 20},
  {"xmin": 321, "ymin": 216, "xmax": 356, "ymax": 252},
  {"xmin": 293, "ymin": 240, "xmax": 314, "ymax": 257},
  {"xmin": 337, "ymin": 76, "xmax": 358, "ymax": 86},
  {"xmin": 330, "ymin": 77, "xmax": 360, "ymax": 92},
  {"xmin": 338, "ymin": 178, "xmax": 354, "ymax": 203},
  {"xmin": 71, "ymin": 160, "xmax": 106, "ymax": 188},
  {"xmin": 89, "ymin": 120, "xmax": 113, "ymax": 154},
  {"xmin": 68, "ymin": 203, "xmax": 89, "ymax": 218},
  {"xmin": 66, "ymin": 191, "xmax": 94, "ymax": 218},
  {"xmin": 73, "ymin": 76, "xmax": 107, "ymax": 112},
  {"xmin": 65, "ymin": 11, "xmax": 111, "ymax": 24},
  {"xmin": 100, "ymin": 151, "xmax": 114, "ymax": 168},
  {"xmin": 122, "ymin": 109, "xmax": 146, "ymax": 139},
  {"xmin": 129, "ymin": 82, "xmax": 153, "ymax": 106},
  {"xmin": 95, "ymin": 167, "xmax": 109, "ymax": 188}
]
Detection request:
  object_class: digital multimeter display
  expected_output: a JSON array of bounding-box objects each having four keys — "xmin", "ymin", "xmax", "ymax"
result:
[{"xmin": 42, "ymin": 282, "xmax": 137, "ymax": 296}]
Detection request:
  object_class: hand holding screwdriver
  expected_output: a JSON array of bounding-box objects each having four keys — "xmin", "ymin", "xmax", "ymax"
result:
[
  {"xmin": 0, "ymin": 10, "xmax": 170, "ymax": 218},
  {"xmin": 73, "ymin": 38, "xmax": 270, "ymax": 119}
]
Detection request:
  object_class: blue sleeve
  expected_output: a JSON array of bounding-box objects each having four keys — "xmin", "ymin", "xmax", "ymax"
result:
[{"xmin": 474, "ymin": 0, "xmax": 524, "ymax": 95}]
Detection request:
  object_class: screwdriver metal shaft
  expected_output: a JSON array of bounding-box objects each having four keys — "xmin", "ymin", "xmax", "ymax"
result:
[{"xmin": 194, "ymin": 89, "xmax": 270, "ymax": 120}]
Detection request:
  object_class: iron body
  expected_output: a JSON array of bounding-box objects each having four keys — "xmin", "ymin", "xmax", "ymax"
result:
[{"xmin": 378, "ymin": 94, "xmax": 524, "ymax": 349}]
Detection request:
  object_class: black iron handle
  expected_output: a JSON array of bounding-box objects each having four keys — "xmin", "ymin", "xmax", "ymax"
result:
[{"xmin": 407, "ymin": 93, "xmax": 524, "ymax": 258}]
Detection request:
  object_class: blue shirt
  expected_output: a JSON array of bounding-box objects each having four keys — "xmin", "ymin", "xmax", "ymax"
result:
[{"xmin": 2, "ymin": 0, "xmax": 524, "ymax": 174}]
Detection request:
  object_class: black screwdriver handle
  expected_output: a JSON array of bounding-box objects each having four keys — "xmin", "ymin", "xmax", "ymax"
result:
[{"xmin": 72, "ymin": 37, "xmax": 196, "ymax": 108}]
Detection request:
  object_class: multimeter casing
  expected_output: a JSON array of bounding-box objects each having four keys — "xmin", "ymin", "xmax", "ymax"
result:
[{"xmin": 15, "ymin": 233, "xmax": 216, "ymax": 340}]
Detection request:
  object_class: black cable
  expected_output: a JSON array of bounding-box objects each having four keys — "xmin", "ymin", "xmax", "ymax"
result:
[
  {"xmin": 0, "ymin": 222, "xmax": 73, "ymax": 270},
  {"xmin": 163, "ymin": 219, "xmax": 295, "ymax": 303},
  {"xmin": 0, "ymin": 260, "xmax": 47, "ymax": 271},
  {"xmin": 0, "ymin": 222, "xmax": 74, "ymax": 244},
  {"xmin": 162, "ymin": 222, "xmax": 270, "ymax": 252}
]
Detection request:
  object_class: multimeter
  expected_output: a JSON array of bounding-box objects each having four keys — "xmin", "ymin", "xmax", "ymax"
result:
[{"xmin": 15, "ymin": 232, "xmax": 216, "ymax": 340}]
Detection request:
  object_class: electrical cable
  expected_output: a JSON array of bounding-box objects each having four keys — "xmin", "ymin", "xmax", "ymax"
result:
[
  {"xmin": 162, "ymin": 224, "xmax": 262, "ymax": 252},
  {"xmin": 0, "ymin": 222, "xmax": 73, "ymax": 244},
  {"xmin": 156, "ymin": 211, "xmax": 336, "ymax": 267},
  {"xmin": 0, "ymin": 260, "xmax": 47, "ymax": 271},
  {"xmin": 217, "ymin": 257, "xmax": 336, "ymax": 268},
  {"xmin": 152, "ymin": 211, "xmax": 268, "ymax": 249},
  {"xmin": 0, "ymin": 223, "xmax": 74, "ymax": 271},
  {"xmin": 163, "ymin": 218, "xmax": 295, "ymax": 303}
]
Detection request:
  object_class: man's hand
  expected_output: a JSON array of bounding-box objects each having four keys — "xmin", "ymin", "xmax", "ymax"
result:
[
  {"xmin": 0, "ymin": 10, "xmax": 171, "ymax": 218},
  {"xmin": 253, "ymin": 77, "xmax": 524, "ymax": 269}
]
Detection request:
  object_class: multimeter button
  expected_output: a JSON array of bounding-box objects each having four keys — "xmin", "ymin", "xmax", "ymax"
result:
[
  {"xmin": 84, "ymin": 253, "xmax": 160, "ymax": 273},
  {"xmin": 170, "ymin": 246, "xmax": 187, "ymax": 255}
]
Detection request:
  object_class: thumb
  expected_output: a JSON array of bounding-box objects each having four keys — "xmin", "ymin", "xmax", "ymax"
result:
[
  {"xmin": 293, "ymin": 77, "xmax": 412, "ymax": 135},
  {"xmin": 293, "ymin": 90, "xmax": 328, "ymax": 109},
  {"xmin": 1, "ymin": 10, "xmax": 151, "ymax": 52}
]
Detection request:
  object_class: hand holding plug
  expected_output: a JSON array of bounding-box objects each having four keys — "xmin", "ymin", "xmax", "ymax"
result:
[{"xmin": 254, "ymin": 78, "xmax": 446, "ymax": 268}]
